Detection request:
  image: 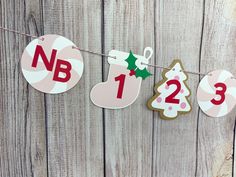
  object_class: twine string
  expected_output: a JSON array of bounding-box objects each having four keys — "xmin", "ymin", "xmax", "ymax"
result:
[
  {"xmin": 143, "ymin": 63, "xmax": 208, "ymax": 76},
  {"xmin": 0, "ymin": 26, "xmax": 40, "ymax": 39},
  {"xmin": 1, "ymin": 26, "xmax": 232, "ymax": 78},
  {"xmin": 72, "ymin": 46, "xmax": 117, "ymax": 59}
]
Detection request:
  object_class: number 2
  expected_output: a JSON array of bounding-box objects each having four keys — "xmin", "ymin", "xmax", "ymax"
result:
[
  {"xmin": 115, "ymin": 74, "xmax": 126, "ymax": 99},
  {"xmin": 211, "ymin": 82, "xmax": 227, "ymax": 105},
  {"xmin": 165, "ymin": 80, "xmax": 181, "ymax": 104}
]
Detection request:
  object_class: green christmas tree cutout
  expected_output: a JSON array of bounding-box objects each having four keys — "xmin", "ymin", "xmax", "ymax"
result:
[{"xmin": 125, "ymin": 51, "xmax": 152, "ymax": 80}]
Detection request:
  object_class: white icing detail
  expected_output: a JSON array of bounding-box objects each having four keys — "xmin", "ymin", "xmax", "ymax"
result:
[
  {"xmin": 165, "ymin": 62, "xmax": 187, "ymax": 81},
  {"xmin": 151, "ymin": 100, "xmax": 158, "ymax": 108}
]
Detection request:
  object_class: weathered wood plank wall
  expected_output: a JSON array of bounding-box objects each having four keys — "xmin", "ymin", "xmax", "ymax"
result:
[
  {"xmin": 197, "ymin": 1, "xmax": 235, "ymax": 176},
  {"xmin": 0, "ymin": 0, "xmax": 47, "ymax": 177},
  {"xmin": 153, "ymin": 0, "xmax": 203, "ymax": 176},
  {"xmin": 0, "ymin": 0, "xmax": 236, "ymax": 177},
  {"xmin": 103, "ymin": 0, "xmax": 154, "ymax": 176}
]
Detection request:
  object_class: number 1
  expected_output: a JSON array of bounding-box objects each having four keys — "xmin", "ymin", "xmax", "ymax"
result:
[{"xmin": 115, "ymin": 74, "xmax": 126, "ymax": 99}]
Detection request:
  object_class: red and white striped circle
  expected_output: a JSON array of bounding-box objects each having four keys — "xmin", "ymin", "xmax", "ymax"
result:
[
  {"xmin": 21, "ymin": 34, "xmax": 84, "ymax": 94},
  {"xmin": 197, "ymin": 70, "xmax": 236, "ymax": 117}
]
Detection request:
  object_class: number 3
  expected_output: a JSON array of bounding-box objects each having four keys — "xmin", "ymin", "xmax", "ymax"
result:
[{"xmin": 211, "ymin": 82, "xmax": 227, "ymax": 105}]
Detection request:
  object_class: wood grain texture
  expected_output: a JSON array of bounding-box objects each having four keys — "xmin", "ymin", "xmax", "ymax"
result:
[
  {"xmin": 103, "ymin": 0, "xmax": 155, "ymax": 176},
  {"xmin": 42, "ymin": 0, "xmax": 104, "ymax": 177},
  {"xmin": 153, "ymin": 0, "xmax": 204, "ymax": 176},
  {"xmin": 0, "ymin": 0, "xmax": 47, "ymax": 177},
  {"xmin": 0, "ymin": 0, "xmax": 236, "ymax": 177},
  {"xmin": 197, "ymin": 0, "xmax": 236, "ymax": 177}
]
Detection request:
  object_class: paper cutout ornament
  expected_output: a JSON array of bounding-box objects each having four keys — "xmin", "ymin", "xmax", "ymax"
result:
[
  {"xmin": 21, "ymin": 34, "xmax": 84, "ymax": 94},
  {"xmin": 125, "ymin": 50, "xmax": 152, "ymax": 80},
  {"xmin": 147, "ymin": 60, "xmax": 192, "ymax": 120},
  {"xmin": 90, "ymin": 47, "xmax": 153, "ymax": 109},
  {"xmin": 197, "ymin": 70, "xmax": 236, "ymax": 117}
]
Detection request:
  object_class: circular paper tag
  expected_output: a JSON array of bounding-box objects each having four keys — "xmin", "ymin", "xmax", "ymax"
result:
[
  {"xmin": 21, "ymin": 35, "xmax": 84, "ymax": 94},
  {"xmin": 197, "ymin": 70, "xmax": 236, "ymax": 117}
]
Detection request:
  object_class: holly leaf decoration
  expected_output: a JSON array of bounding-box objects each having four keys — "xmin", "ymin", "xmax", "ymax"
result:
[
  {"xmin": 135, "ymin": 68, "xmax": 152, "ymax": 80},
  {"xmin": 125, "ymin": 50, "xmax": 152, "ymax": 80},
  {"xmin": 125, "ymin": 51, "xmax": 137, "ymax": 70}
]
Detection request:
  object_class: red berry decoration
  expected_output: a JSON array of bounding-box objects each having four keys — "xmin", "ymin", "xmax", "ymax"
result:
[{"xmin": 129, "ymin": 70, "xmax": 136, "ymax": 76}]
